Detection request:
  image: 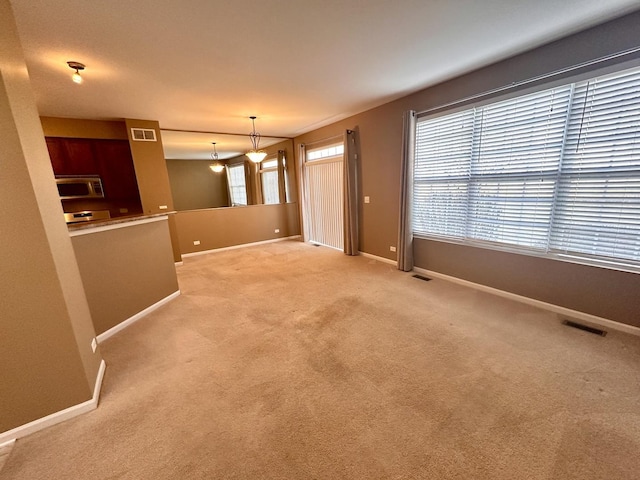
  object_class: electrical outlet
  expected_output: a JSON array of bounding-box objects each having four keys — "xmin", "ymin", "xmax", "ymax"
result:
[
  {"xmin": 91, "ymin": 338, "xmax": 97, "ymax": 353},
  {"xmin": 364, "ymin": 196, "xmax": 370, "ymax": 204},
  {"xmin": 193, "ymin": 240, "xmax": 200, "ymax": 245},
  {"xmin": 159, "ymin": 205, "xmax": 168, "ymax": 210},
  {"xmin": 390, "ymin": 246, "xmax": 397, "ymax": 252},
  {"xmin": 275, "ymin": 229, "xmax": 280, "ymax": 233}
]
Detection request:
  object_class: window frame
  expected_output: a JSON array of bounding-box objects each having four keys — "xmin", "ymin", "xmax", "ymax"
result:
[{"xmin": 226, "ymin": 162, "xmax": 248, "ymax": 207}]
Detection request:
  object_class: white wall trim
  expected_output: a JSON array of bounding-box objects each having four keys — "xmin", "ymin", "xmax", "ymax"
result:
[
  {"xmin": 359, "ymin": 251, "xmax": 397, "ymax": 266},
  {"xmin": 413, "ymin": 267, "xmax": 640, "ymax": 337},
  {"xmin": 96, "ymin": 290, "xmax": 180, "ymax": 343},
  {"xmin": 69, "ymin": 215, "xmax": 168, "ymax": 237},
  {"xmin": 182, "ymin": 235, "xmax": 301, "ymax": 258},
  {"xmin": 0, "ymin": 359, "xmax": 106, "ymax": 445},
  {"xmin": 174, "ymin": 261, "xmax": 184, "ymax": 266},
  {"xmin": 0, "ymin": 439, "xmax": 16, "ymax": 449}
]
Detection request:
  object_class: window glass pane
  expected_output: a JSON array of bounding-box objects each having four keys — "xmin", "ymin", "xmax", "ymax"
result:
[
  {"xmin": 307, "ymin": 143, "xmax": 344, "ymax": 162},
  {"xmin": 261, "ymin": 158, "xmax": 278, "ymax": 169}
]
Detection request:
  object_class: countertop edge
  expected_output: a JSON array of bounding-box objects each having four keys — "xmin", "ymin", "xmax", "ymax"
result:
[{"xmin": 69, "ymin": 212, "xmax": 175, "ymax": 237}]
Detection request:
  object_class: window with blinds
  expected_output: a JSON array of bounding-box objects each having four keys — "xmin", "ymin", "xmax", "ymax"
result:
[
  {"xmin": 226, "ymin": 164, "xmax": 247, "ymax": 206},
  {"xmin": 413, "ymin": 65, "xmax": 640, "ymax": 271},
  {"xmin": 260, "ymin": 158, "xmax": 280, "ymax": 205}
]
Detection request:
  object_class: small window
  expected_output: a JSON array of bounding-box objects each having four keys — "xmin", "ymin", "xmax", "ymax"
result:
[{"xmin": 306, "ymin": 143, "xmax": 344, "ymax": 162}]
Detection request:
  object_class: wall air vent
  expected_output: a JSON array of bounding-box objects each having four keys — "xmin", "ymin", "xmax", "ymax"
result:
[
  {"xmin": 130, "ymin": 128, "xmax": 157, "ymax": 142},
  {"xmin": 412, "ymin": 274, "xmax": 432, "ymax": 282}
]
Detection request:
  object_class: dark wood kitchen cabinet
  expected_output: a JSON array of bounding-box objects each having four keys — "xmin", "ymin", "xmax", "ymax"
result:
[
  {"xmin": 46, "ymin": 137, "xmax": 98, "ymax": 176},
  {"xmin": 94, "ymin": 140, "xmax": 140, "ymax": 200}
]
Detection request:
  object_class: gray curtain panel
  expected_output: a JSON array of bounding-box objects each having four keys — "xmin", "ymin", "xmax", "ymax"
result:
[
  {"xmin": 277, "ymin": 149, "xmax": 287, "ymax": 204},
  {"xmin": 398, "ymin": 110, "xmax": 416, "ymax": 271},
  {"xmin": 343, "ymin": 129, "xmax": 359, "ymax": 255}
]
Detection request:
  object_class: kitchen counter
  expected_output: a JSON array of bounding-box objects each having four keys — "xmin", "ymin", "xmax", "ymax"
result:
[{"xmin": 68, "ymin": 212, "xmax": 176, "ymax": 236}]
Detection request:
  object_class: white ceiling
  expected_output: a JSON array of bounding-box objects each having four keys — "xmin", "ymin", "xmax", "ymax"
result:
[{"xmin": 10, "ymin": 0, "xmax": 640, "ymax": 159}]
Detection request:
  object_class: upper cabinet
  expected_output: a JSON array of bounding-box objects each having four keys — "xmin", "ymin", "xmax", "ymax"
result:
[
  {"xmin": 46, "ymin": 137, "xmax": 98, "ymax": 176},
  {"xmin": 94, "ymin": 140, "xmax": 140, "ymax": 200}
]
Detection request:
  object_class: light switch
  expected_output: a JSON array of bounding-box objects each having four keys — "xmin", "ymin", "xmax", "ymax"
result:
[{"xmin": 364, "ymin": 196, "xmax": 370, "ymax": 204}]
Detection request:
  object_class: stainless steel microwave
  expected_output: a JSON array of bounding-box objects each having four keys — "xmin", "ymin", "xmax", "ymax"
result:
[{"xmin": 55, "ymin": 176, "xmax": 104, "ymax": 200}]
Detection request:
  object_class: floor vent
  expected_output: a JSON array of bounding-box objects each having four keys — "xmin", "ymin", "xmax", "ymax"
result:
[
  {"xmin": 412, "ymin": 274, "xmax": 432, "ymax": 282},
  {"xmin": 562, "ymin": 319, "xmax": 607, "ymax": 337}
]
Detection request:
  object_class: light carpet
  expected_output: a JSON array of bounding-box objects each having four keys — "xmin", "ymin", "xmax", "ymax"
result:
[{"xmin": 2, "ymin": 240, "xmax": 639, "ymax": 479}]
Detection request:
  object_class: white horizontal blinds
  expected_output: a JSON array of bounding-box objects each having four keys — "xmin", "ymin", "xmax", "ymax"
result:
[
  {"xmin": 468, "ymin": 86, "xmax": 571, "ymax": 248},
  {"xmin": 414, "ymin": 64, "xmax": 640, "ymax": 271},
  {"xmin": 551, "ymin": 68, "xmax": 640, "ymax": 262},
  {"xmin": 413, "ymin": 110, "xmax": 473, "ymax": 238},
  {"xmin": 414, "ymin": 86, "xmax": 571, "ymax": 247},
  {"xmin": 473, "ymin": 87, "xmax": 571, "ymax": 174}
]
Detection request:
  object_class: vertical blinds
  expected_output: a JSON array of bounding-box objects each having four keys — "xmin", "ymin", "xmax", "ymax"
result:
[{"xmin": 413, "ymin": 64, "xmax": 640, "ymax": 270}]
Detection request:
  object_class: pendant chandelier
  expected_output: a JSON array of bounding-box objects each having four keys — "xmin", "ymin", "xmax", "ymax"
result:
[
  {"xmin": 245, "ymin": 116, "xmax": 267, "ymax": 163},
  {"xmin": 209, "ymin": 142, "xmax": 224, "ymax": 173}
]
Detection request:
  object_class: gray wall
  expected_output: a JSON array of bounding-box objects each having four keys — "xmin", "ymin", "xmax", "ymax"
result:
[
  {"xmin": 294, "ymin": 11, "xmax": 640, "ymax": 328},
  {"xmin": 166, "ymin": 159, "xmax": 229, "ymax": 211}
]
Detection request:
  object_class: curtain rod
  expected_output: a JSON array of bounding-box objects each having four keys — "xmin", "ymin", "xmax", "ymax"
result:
[{"xmin": 418, "ymin": 45, "xmax": 640, "ymax": 117}]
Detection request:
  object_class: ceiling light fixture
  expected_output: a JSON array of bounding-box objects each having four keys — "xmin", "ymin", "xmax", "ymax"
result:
[
  {"xmin": 67, "ymin": 61, "xmax": 85, "ymax": 84},
  {"xmin": 245, "ymin": 116, "xmax": 267, "ymax": 163},
  {"xmin": 209, "ymin": 142, "xmax": 224, "ymax": 173}
]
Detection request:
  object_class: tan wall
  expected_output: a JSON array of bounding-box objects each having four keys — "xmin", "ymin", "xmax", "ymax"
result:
[
  {"xmin": 125, "ymin": 119, "xmax": 175, "ymax": 215},
  {"xmin": 40, "ymin": 116, "xmax": 127, "ymax": 139},
  {"xmin": 166, "ymin": 159, "xmax": 229, "ymax": 210},
  {"xmin": 293, "ymin": 11, "xmax": 640, "ymax": 327},
  {"xmin": 0, "ymin": 0, "xmax": 100, "ymax": 433},
  {"xmin": 72, "ymin": 218, "xmax": 179, "ymax": 335},
  {"xmin": 174, "ymin": 203, "xmax": 300, "ymax": 254}
]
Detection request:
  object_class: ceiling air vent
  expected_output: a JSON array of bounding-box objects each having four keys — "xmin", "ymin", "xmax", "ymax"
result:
[{"xmin": 131, "ymin": 128, "xmax": 157, "ymax": 142}]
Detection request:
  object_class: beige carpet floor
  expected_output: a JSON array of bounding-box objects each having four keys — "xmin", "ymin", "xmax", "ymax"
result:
[{"xmin": 2, "ymin": 240, "xmax": 640, "ymax": 479}]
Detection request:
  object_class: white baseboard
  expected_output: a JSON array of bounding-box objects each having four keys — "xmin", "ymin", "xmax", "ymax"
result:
[
  {"xmin": 413, "ymin": 267, "xmax": 640, "ymax": 337},
  {"xmin": 96, "ymin": 290, "xmax": 180, "ymax": 343},
  {"xmin": 182, "ymin": 235, "xmax": 301, "ymax": 258},
  {"xmin": 0, "ymin": 439, "xmax": 15, "ymax": 449},
  {"xmin": 359, "ymin": 251, "xmax": 397, "ymax": 266},
  {"xmin": 174, "ymin": 261, "xmax": 184, "ymax": 266},
  {"xmin": 0, "ymin": 359, "xmax": 106, "ymax": 445}
]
